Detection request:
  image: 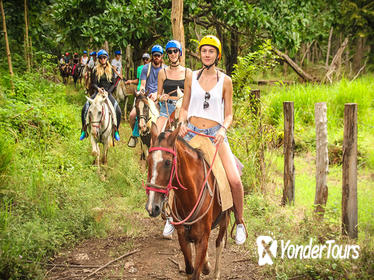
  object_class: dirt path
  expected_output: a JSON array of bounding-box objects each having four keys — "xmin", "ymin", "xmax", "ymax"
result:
[{"xmin": 46, "ymin": 212, "xmax": 264, "ymax": 280}]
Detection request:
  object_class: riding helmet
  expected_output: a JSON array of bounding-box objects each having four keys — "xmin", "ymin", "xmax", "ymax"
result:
[
  {"xmin": 151, "ymin": 45, "xmax": 163, "ymax": 55},
  {"xmin": 114, "ymin": 50, "xmax": 121, "ymax": 55},
  {"xmin": 83, "ymin": 50, "xmax": 87, "ymax": 54},
  {"xmin": 165, "ymin": 40, "xmax": 182, "ymax": 56},
  {"xmin": 198, "ymin": 35, "xmax": 222, "ymax": 60},
  {"xmin": 97, "ymin": 49, "xmax": 109, "ymax": 58},
  {"xmin": 142, "ymin": 53, "xmax": 150, "ymax": 59}
]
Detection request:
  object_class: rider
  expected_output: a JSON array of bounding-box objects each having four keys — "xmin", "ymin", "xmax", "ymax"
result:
[
  {"xmin": 80, "ymin": 50, "xmax": 89, "ymax": 66},
  {"xmin": 156, "ymin": 40, "xmax": 186, "ymax": 134},
  {"xmin": 178, "ymin": 35, "xmax": 247, "ymax": 245},
  {"xmin": 79, "ymin": 49, "xmax": 121, "ymax": 141},
  {"xmin": 127, "ymin": 45, "xmax": 166, "ymax": 148},
  {"xmin": 63, "ymin": 52, "xmax": 70, "ymax": 64},
  {"xmin": 111, "ymin": 50, "xmax": 123, "ymax": 80},
  {"xmin": 72, "ymin": 52, "xmax": 80, "ymax": 75},
  {"xmin": 87, "ymin": 51, "xmax": 97, "ymax": 70},
  {"xmin": 125, "ymin": 52, "xmax": 150, "ymax": 91}
]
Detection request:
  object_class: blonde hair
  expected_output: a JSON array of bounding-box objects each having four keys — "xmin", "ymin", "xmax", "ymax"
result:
[{"xmin": 95, "ymin": 61, "xmax": 113, "ymax": 82}]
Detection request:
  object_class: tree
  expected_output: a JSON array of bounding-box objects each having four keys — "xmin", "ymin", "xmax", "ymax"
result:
[{"xmin": 0, "ymin": 0, "xmax": 14, "ymax": 90}]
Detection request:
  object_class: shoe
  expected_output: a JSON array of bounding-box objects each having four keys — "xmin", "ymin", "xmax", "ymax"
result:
[
  {"xmin": 235, "ymin": 224, "xmax": 247, "ymax": 245},
  {"xmin": 79, "ymin": 131, "xmax": 86, "ymax": 140},
  {"xmin": 163, "ymin": 217, "xmax": 174, "ymax": 237},
  {"xmin": 127, "ymin": 136, "xmax": 138, "ymax": 148},
  {"xmin": 114, "ymin": 131, "xmax": 120, "ymax": 141}
]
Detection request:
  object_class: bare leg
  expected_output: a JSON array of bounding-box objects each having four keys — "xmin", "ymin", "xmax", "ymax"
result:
[
  {"xmin": 218, "ymin": 142, "xmax": 244, "ymax": 223},
  {"xmin": 129, "ymin": 107, "xmax": 136, "ymax": 130}
]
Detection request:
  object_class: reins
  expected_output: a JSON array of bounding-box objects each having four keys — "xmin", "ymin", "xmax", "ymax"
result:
[{"xmin": 146, "ymin": 129, "xmax": 220, "ymax": 226}]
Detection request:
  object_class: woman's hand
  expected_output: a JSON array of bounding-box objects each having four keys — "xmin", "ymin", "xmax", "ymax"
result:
[
  {"xmin": 214, "ymin": 127, "xmax": 226, "ymax": 145},
  {"xmin": 178, "ymin": 122, "xmax": 188, "ymax": 137},
  {"xmin": 159, "ymin": 94, "xmax": 168, "ymax": 102}
]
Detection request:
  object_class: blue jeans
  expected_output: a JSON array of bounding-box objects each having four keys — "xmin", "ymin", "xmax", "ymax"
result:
[
  {"xmin": 159, "ymin": 100, "xmax": 177, "ymax": 118},
  {"xmin": 184, "ymin": 123, "xmax": 228, "ymax": 144}
]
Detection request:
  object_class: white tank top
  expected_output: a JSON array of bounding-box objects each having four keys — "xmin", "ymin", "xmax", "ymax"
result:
[
  {"xmin": 81, "ymin": 56, "xmax": 88, "ymax": 65},
  {"xmin": 187, "ymin": 70, "xmax": 225, "ymax": 125}
]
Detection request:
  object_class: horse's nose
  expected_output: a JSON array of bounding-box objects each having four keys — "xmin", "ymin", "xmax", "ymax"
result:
[{"xmin": 145, "ymin": 204, "xmax": 161, "ymax": 217}]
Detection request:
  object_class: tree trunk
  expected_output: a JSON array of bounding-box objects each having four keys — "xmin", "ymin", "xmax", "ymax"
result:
[
  {"xmin": 352, "ymin": 37, "xmax": 365, "ymax": 73},
  {"xmin": 216, "ymin": 26, "xmax": 238, "ymax": 76},
  {"xmin": 0, "ymin": 0, "xmax": 14, "ymax": 90},
  {"xmin": 324, "ymin": 37, "xmax": 348, "ymax": 83},
  {"xmin": 273, "ymin": 48, "xmax": 318, "ymax": 82},
  {"xmin": 24, "ymin": 0, "xmax": 30, "ymax": 71},
  {"xmin": 325, "ymin": 27, "xmax": 333, "ymax": 68},
  {"xmin": 171, "ymin": 0, "xmax": 185, "ymax": 66},
  {"xmin": 283, "ymin": 50, "xmax": 288, "ymax": 76}
]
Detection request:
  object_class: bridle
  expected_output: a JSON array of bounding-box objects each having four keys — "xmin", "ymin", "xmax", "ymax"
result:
[
  {"xmin": 89, "ymin": 101, "xmax": 110, "ymax": 138},
  {"xmin": 145, "ymin": 129, "xmax": 220, "ymax": 226},
  {"xmin": 136, "ymin": 98, "xmax": 150, "ymax": 134}
]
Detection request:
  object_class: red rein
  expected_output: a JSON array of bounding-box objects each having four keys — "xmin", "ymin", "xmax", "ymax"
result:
[{"xmin": 146, "ymin": 129, "xmax": 219, "ymax": 226}]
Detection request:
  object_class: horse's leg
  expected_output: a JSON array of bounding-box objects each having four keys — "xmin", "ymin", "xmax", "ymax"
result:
[
  {"xmin": 102, "ymin": 141, "xmax": 108, "ymax": 165},
  {"xmin": 124, "ymin": 95, "xmax": 128, "ymax": 121},
  {"xmin": 176, "ymin": 227, "xmax": 194, "ymax": 279},
  {"xmin": 192, "ymin": 234, "xmax": 210, "ymax": 280},
  {"xmin": 213, "ymin": 213, "xmax": 229, "ymax": 280}
]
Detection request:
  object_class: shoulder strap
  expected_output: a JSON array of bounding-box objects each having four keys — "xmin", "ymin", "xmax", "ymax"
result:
[{"xmin": 146, "ymin": 63, "xmax": 152, "ymax": 80}]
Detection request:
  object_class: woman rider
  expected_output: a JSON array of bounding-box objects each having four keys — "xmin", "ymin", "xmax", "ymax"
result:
[
  {"xmin": 79, "ymin": 49, "xmax": 121, "ymax": 141},
  {"xmin": 178, "ymin": 35, "xmax": 247, "ymax": 245},
  {"xmin": 156, "ymin": 40, "xmax": 186, "ymax": 134}
]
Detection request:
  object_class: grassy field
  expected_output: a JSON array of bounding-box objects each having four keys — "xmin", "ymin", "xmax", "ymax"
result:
[{"xmin": 0, "ymin": 71, "xmax": 373, "ymax": 279}]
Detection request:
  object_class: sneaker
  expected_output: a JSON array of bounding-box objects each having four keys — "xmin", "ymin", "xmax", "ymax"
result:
[
  {"xmin": 235, "ymin": 224, "xmax": 247, "ymax": 245},
  {"xmin": 114, "ymin": 131, "xmax": 120, "ymax": 141},
  {"xmin": 163, "ymin": 217, "xmax": 174, "ymax": 237},
  {"xmin": 127, "ymin": 136, "xmax": 138, "ymax": 148},
  {"xmin": 79, "ymin": 131, "xmax": 86, "ymax": 141}
]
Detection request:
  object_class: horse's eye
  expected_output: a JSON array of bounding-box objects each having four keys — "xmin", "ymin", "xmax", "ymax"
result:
[{"xmin": 164, "ymin": 160, "xmax": 171, "ymax": 167}]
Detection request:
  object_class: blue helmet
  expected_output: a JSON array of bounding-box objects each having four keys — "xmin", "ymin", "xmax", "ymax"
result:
[
  {"xmin": 90, "ymin": 51, "xmax": 97, "ymax": 56},
  {"xmin": 83, "ymin": 50, "xmax": 87, "ymax": 54},
  {"xmin": 165, "ymin": 40, "xmax": 182, "ymax": 56},
  {"xmin": 97, "ymin": 49, "xmax": 108, "ymax": 58},
  {"xmin": 151, "ymin": 45, "xmax": 163, "ymax": 55},
  {"xmin": 114, "ymin": 50, "xmax": 121, "ymax": 55}
]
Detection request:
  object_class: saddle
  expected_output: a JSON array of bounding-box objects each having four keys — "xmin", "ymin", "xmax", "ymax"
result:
[{"xmin": 188, "ymin": 135, "xmax": 233, "ymax": 211}]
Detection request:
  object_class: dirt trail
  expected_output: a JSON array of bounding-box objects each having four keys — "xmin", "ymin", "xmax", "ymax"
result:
[{"xmin": 46, "ymin": 213, "xmax": 263, "ymax": 280}]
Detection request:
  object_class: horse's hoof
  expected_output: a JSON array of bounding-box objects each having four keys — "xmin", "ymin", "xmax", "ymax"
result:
[{"xmin": 202, "ymin": 261, "xmax": 211, "ymax": 275}]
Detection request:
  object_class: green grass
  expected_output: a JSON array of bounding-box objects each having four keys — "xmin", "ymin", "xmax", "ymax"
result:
[{"xmin": 0, "ymin": 72, "xmax": 146, "ymax": 279}]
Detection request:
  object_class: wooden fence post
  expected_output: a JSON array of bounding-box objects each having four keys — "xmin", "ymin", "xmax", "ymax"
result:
[
  {"xmin": 282, "ymin": 102, "xmax": 295, "ymax": 205},
  {"xmin": 249, "ymin": 89, "xmax": 261, "ymax": 115},
  {"xmin": 314, "ymin": 102, "xmax": 329, "ymax": 218},
  {"xmin": 342, "ymin": 103, "xmax": 358, "ymax": 239}
]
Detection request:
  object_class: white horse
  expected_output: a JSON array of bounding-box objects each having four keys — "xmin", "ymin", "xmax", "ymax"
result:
[{"xmin": 86, "ymin": 90, "xmax": 114, "ymax": 171}]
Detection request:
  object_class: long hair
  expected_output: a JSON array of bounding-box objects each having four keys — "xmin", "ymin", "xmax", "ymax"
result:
[{"xmin": 95, "ymin": 61, "xmax": 113, "ymax": 82}]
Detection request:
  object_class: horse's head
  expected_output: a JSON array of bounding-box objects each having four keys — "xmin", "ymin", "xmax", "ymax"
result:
[
  {"xmin": 87, "ymin": 92, "xmax": 107, "ymax": 139},
  {"xmin": 145, "ymin": 123, "xmax": 180, "ymax": 217},
  {"xmin": 135, "ymin": 92, "xmax": 150, "ymax": 135}
]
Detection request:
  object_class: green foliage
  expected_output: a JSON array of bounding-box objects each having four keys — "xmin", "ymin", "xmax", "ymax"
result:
[
  {"xmin": 0, "ymin": 70, "xmax": 146, "ymax": 278},
  {"xmin": 232, "ymin": 40, "xmax": 279, "ymax": 101}
]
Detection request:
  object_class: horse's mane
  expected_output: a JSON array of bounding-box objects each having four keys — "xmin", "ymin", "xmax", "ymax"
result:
[{"xmin": 157, "ymin": 131, "xmax": 204, "ymax": 160}]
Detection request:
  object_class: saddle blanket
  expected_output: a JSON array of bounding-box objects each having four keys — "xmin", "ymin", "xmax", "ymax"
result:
[{"xmin": 188, "ymin": 135, "xmax": 233, "ymax": 211}]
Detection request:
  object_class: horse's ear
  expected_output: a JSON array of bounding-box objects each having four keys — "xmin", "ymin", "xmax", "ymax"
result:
[
  {"xmin": 150, "ymin": 122, "xmax": 158, "ymax": 146},
  {"xmin": 167, "ymin": 126, "xmax": 180, "ymax": 147},
  {"xmin": 86, "ymin": 96, "xmax": 94, "ymax": 103}
]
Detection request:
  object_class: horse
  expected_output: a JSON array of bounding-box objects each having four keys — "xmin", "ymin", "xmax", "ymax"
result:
[
  {"xmin": 145, "ymin": 125, "xmax": 230, "ymax": 280},
  {"xmin": 113, "ymin": 79, "xmax": 136, "ymax": 121},
  {"xmin": 86, "ymin": 90, "xmax": 113, "ymax": 171},
  {"xmin": 72, "ymin": 63, "xmax": 84, "ymax": 88},
  {"xmin": 59, "ymin": 63, "xmax": 72, "ymax": 84},
  {"xmin": 134, "ymin": 91, "xmax": 159, "ymax": 160},
  {"xmin": 82, "ymin": 65, "xmax": 94, "ymax": 95}
]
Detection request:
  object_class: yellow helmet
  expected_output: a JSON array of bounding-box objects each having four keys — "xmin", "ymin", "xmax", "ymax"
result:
[{"xmin": 198, "ymin": 35, "xmax": 222, "ymax": 60}]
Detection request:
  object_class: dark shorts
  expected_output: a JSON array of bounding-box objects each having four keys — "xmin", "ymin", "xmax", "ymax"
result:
[{"xmin": 184, "ymin": 123, "xmax": 228, "ymax": 144}]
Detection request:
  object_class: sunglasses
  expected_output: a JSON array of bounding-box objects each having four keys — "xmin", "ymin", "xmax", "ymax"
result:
[
  {"xmin": 152, "ymin": 54, "xmax": 161, "ymax": 58},
  {"xmin": 98, "ymin": 56, "xmax": 107, "ymax": 60},
  {"xmin": 203, "ymin": 92, "xmax": 210, "ymax": 109},
  {"xmin": 167, "ymin": 49, "xmax": 179, "ymax": 54}
]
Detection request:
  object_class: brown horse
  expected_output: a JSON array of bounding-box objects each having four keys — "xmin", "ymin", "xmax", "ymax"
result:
[{"xmin": 145, "ymin": 125, "xmax": 230, "ymax": 280}]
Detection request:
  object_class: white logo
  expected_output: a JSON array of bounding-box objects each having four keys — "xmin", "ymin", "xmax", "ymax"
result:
[
  {"xmin": 256, "ymin": 236, "xmax": 360, "ymax": 266},
  {"xmin": 256, "ymin": 236, "xmax": 277, "ymax": 266}
]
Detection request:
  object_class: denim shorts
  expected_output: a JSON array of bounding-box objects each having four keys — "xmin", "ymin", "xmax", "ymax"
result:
[
  {"xmin": 159, "ymin": 100, "xmax": 176, "ymax": 118},
  {"xmin": 184, "ymin": 123, "xmax": 228, "ymax": 144}
]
